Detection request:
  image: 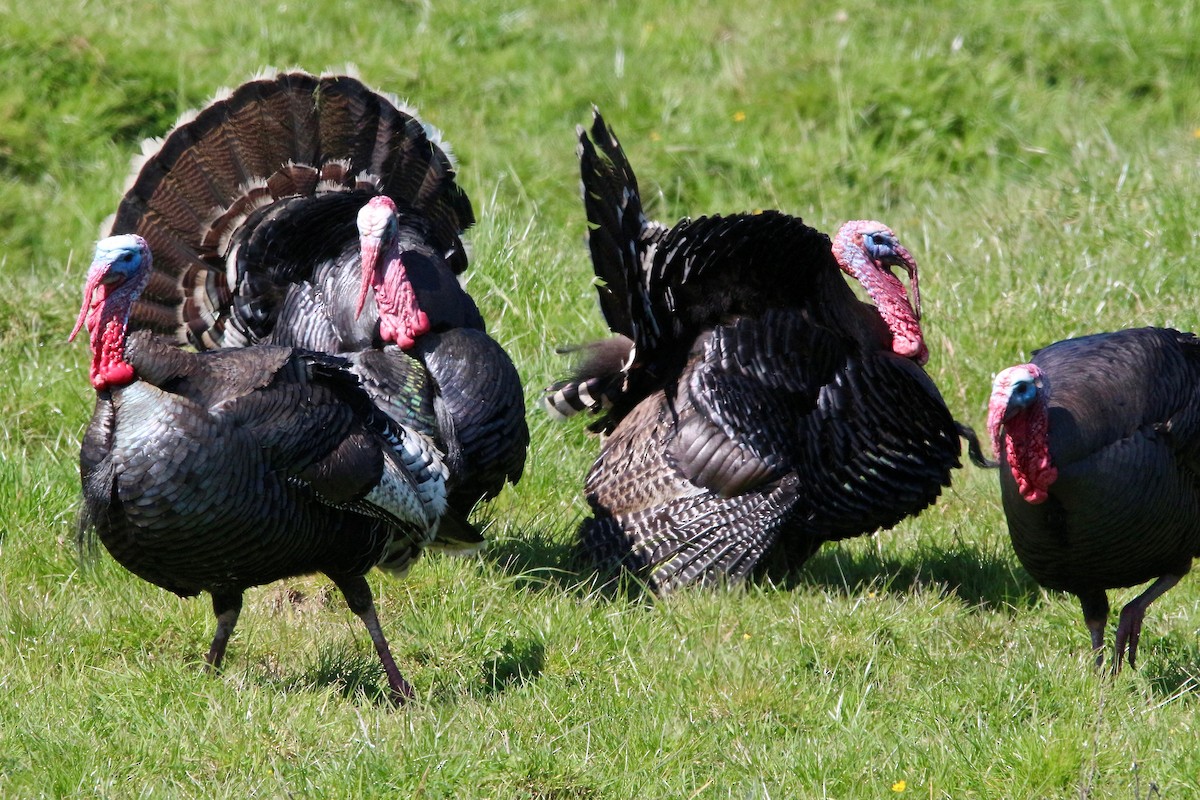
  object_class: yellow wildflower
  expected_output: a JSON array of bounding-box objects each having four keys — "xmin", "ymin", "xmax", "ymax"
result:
[
  {"xmin": 892, "ymin": 780, "xmax": 906, "ymax": 792},
  {"xmin": 732, "ymin": 110, "xmax": 747, "ymax": 123}
]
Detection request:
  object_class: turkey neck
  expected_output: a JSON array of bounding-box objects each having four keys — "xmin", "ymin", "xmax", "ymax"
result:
[
  {"xmin": 803, "ymin": 264, "xmax": 896, "ymax": 357},
  {"xmin": 376, "ymin": 250, "xmax": 429, "ymax": 350},
  {"xmin": 831, "ymin": 227, "xmax": 926, "ymax": 364},
  {"xmin": 371, "ymin": 227, "xmax": 432, "ymax": 350},
  {"xmin": 998, "ymin": 400, "xmax": 1057, "ymax": 504},
  {"xmin": 87, "ymin": 291, "xmax": 137, "ymax": 390}
]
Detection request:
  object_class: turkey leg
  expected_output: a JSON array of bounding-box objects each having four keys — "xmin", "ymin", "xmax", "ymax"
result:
[
  {"xmin": 205, "ymin": 593, "xmax": 244, "ymax": 671},
  {"xmin": 1078, "ymin": 590, "xmax": 1109, "ymax": 669},
  {"xmin": 1114, "ymin": 573, "xmax": 1185, "ymax": 671},
  {"xmin": 335, "ymin": 575, "xmax": 415, "ymax": 705}
]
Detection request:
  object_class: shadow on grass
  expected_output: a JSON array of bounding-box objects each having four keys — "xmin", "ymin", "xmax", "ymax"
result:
[
  {"xmin": 483, "ymin": 512, "xmax": 1041, "ymax": 612},
  {"xmin": 487, "ymin": 530, "xmax": 578, "ymax": 585},
  {"xmin": 772, "ymin": 538, "xmax": 1043, "ymax": 611},
  {"xmin": 252, "ymin": 646, "xmax": 397, "ymax": 707},
  {"xmin": 477, "ymin": 637, "xmax": 545, "ymax": 697},
  {"xmin": 249, "ymin": 637, "xmax": 552, "ymax": 706},
  {"xmin": 1143, "ymin": 632, "xmax": 1200, "ymax": 703},
  {"xmin": 479, "ymin": 516, "xmax": 598, "ymax": 595},
  {"xmin": 481, "ymin": 522, "xmax": 662, "ymax": 606}
]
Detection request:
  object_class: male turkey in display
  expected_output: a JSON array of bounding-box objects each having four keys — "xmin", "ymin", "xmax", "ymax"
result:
[
  {"xmin": 544, "ymin": 109, "xmax": 979, "ymax": 593},
  {"xmin": 988, "ymin": 328, "xmax": 1200, "ymax": 670},
  {"xmin": 73, "ymin": 234, "xmax": 450, "ymax": 703},
  {"xmin": 110, "ymin": 70, "xmax": 527, "ymax": 532}
]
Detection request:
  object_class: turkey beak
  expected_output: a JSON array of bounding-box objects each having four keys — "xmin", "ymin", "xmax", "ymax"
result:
[
  {"xmin": 986, "ymin": 382, "xmax": 1011, "ymax": 463},
  {"xmin": 356, "ymin": 234, "xmax": 381, "ymax": 319},
  {"xmin": 987, "ymin": 368, "xmax": 1042, "ymax": 460},
  {"xmin": 989, "ymin": 396, "xmax": 1030, "ymax": 460},
  {"xmin": 894, "ymin": 246, "xmax": 920, "ymax": 321},
  {"xmin": 68, "ymin": 267, "xmax": 122, "ymax": 343}
]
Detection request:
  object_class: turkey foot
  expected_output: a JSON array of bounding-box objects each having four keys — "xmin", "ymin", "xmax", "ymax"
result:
[
  {"xmin": 1113, "ymin": 604, "xmax": 1144, "ymax": 673},
  {"xmin": 1113, "ymin": 574, "xmax": 1183, "ymax": 672},
  {"xmin": 337, "ymin": 576, "xmax": 414, "ymax": 706},
  {"xmin": 358, "ymin": 604, "xmax": 415, "ymax": 706}
]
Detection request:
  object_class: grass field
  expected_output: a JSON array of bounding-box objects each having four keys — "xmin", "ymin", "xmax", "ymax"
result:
[{"xmin": 3, "ymin": 0, "xmax": 1200, "ymax": 796}]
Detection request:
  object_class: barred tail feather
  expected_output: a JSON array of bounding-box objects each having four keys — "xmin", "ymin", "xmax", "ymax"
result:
[
  {"xmin": 580, "ymin": 475, "xmax": 800, "ymax": 594},
  {"xmin": 542, "ymin": 373, "xmax": 622, "ymax": 420},
  {"xmin": 543, "ymin": 335, "xmax": 635, "ymax": 420}
]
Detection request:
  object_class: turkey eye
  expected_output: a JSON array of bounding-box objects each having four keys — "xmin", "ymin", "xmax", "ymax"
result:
[{"xmin": 865, "ymin": 233, "xmax": 891, "ymax": 253}]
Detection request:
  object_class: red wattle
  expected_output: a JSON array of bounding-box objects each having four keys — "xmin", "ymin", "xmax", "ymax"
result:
[
  {"xmin": 865, "ymin": 269, "xmax": 926, "ymax": 364},
  {"xmin": 375, "ymin": 254, "xmax": 430, "ymax": 351},
  {"xmin": 999, "ymin": 407, "xmax": 1057, "ymax": 505},
  {"xmin": 90, "ymin": 315, "xmax": 135, "ymax": 390},
  {"xmin": 831, "ymin": 224, "xmax": 926, "ymax": 364}
]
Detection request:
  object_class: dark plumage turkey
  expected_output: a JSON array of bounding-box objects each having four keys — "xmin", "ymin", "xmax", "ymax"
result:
[
  {"xmin": 546, "ymin": 110, "xmax": 975, "ymax": 593},
  {"xmin": 73, "ymin": 234, "xmax": 451, "ymax": 703},
  {"xmin": 989, "ymin": 327, "xmax": 1200, "ymax": 669},
  {"xmin": 109, "ymin": 70, "xmax": 527, "ymax": 529}
]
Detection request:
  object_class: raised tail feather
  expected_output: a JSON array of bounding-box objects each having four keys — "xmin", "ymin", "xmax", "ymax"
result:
[
  {"xmin": 578, "ymin": 109, "xmax": 668, "ymax": 347},
  {"xmin": 109, "ymin": 70, "xmax": 474, "ymax": 349}
]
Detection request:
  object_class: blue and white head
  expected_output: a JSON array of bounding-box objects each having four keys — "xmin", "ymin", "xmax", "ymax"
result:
[
  {"xmin": 69, "ymin": 234, "xmax": 153, "ymax": 388},
  {"xmin": 70, "ymin": 234, "xmax": 153, "ymax": 337}
]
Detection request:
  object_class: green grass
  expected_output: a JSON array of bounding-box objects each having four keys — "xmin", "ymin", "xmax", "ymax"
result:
[{"xmin": 3, "ymin": 0, "xmax": 1200, "ymax": 796}]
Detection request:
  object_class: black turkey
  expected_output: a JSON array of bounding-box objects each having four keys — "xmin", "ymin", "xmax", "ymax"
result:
[
  {"xmin": 545, "ymin": 109, "xmax": 974, "ymax": 593},
  {"xmin": 988, "ymin": 327, "xmax": 1200, "ymax": 670},
  {"xmin": 73, "ymin": 234, "xmax": 451, "ymax": 703},
  {"xmin": 109, "ymin": 70, "xmax": 527, "ymax": 529}
]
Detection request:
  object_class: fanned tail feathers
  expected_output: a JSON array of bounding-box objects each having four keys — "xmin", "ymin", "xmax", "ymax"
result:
[{"xmin": 109, "ymin": 70, "xmax": 474, "ymax": 349}]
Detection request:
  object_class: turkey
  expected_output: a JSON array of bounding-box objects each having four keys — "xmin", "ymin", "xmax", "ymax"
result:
[
  {"xmin": 354, "ymin": 194, "xmax": 529, "ymax": 516},
  {"xmin": 545, "ymin": 109, "xmax": 979, "ymax": 593},
  {"xmin": 988, "ymin": 327, "xmax": 1200, "ymax": 670},
  {"xmin": 72, "ymin": 234, "xmax": 450, "ymax": 704},
  {"xmin": 108, "ymin": 69, "xmax": 527, "ymax": 532}
]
